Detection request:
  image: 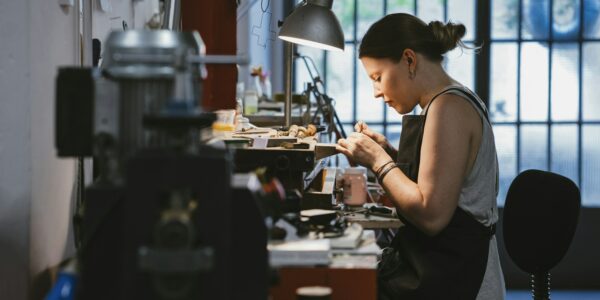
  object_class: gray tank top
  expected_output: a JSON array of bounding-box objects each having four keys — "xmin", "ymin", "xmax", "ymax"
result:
[{"xmin": 425, "ymin": 85, "xmax": 506, "ymax": 299}]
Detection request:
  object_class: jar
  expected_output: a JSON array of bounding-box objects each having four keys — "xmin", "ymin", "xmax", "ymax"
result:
[
  {"xmin": 243, "ymin": 90, "xmax": 258, "ymax": 115},
  {"xmin": 342, "ymin": 167, "xmax": 367, "ymax": 206}
]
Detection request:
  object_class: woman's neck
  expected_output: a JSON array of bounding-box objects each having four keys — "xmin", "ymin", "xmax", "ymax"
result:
[{"xmin": 416, "ymin": 63, "xmax": 458, "ymax": 109}]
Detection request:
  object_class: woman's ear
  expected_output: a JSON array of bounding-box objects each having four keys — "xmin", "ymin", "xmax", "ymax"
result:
[
  {"xmin": 403, "ymin": 49, "xmax": 417, "ymax": 79},
  {"xmin": 402, "ymin": 49, "xmax": 417, "ymax": 67}
]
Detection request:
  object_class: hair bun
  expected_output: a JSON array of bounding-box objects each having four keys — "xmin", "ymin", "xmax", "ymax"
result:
[{"xmin": 428, "ymin": 21, "xmax": 466, "ymax": 54}]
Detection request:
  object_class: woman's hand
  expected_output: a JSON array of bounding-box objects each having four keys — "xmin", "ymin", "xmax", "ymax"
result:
[
  {"xmin": 355, "ymin": 121, "xmax": 398, "ymax": 158},
  {"xmin": 336, "ymin": 132, "xmax": 392, "ymax": 171}
]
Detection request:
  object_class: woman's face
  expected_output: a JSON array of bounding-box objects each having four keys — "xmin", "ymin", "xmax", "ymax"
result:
[{"xmin": 360, "ymin": 56, "xmax": 417, "ymax": 114}]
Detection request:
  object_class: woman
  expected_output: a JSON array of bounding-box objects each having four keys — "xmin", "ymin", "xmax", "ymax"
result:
[{"xmin": 336, "ymin": 13, "xmax": 505, "ymax": 299}]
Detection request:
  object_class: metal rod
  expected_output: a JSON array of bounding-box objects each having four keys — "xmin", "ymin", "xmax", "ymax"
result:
[
  {"xmin": 548, "ymin": 0, "xmax": 554, "ymax": 171},
  {"xmin": 82, "ymin": 0, "xmax": 93, "ymax": 66},
  {"xmin": 111, "ymin": 53, "xmax": 249, "ymax": 65},
  {"xmin": 172, "ymin": 0, "xmax": 181, "ymax": 31},
  {"xmin": 516, "ymin": 0, "xmax": 523, "ymax": 174},
  {"xmin": 284, "ymin": 41, "xmax": 294, "ymax": 128},
  {"xmin": 161, "ymin": 0, "xmax": 182, "ymax": 30},
  {"xmin": 578, "ymin": 0, "xmax": 584, "ymax": 193},
  {"xmin": 162, "ymin": 0, "xmax": 173, "ymax": 29},
  {"xmin": 474, "ymin": 0, "xmax": 491, "ymax": 107},
  {"xmin": 351, "ymin": 0, "xmax": 358, "ymax": 125},
  {"xmin": 193, "ymin": 55, "xmax": 249, "ymax": 65}
]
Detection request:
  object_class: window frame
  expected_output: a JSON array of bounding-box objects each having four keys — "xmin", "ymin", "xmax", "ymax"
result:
[{"xmin": 292, "ymin": 0, "xmax": 598, "ymax": 206}]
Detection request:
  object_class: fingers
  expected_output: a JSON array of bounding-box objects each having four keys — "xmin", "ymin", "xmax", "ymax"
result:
[
  {"xmin": 355, "ymin": 120, "xmax": 370, "ymax": 133},
  {"xmin": 335, "ymin": 144, "xmax": 352, "ymax": 157},
  {"xmin": 360, "ymin": 127, "xmax": 376, "ymax": 137},
  {"xmin": 336, "ymin": 139, "xmax": 353, "ymax": 157},
  {"xmin": 353, "ymin": 121, "xmax": 379, "ymax": 140},
  {"xmin": 338, "ymin": 137, "xmax": 358, "ymax": 150},
  {"xmin": 348, "ymin": 132, "xmax": 368, "ymax": 142},
  {"xmin": 347, "ymin": 132, "xmax": 360, "ymax": 139},
  {"xmin": 360, "ymin": 127, "xmax": 386, "ymax": 144}
]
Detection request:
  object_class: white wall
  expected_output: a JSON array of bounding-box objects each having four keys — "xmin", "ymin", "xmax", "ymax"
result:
[
  {"xmin": 0, "ymin": 0, "xmax": 34, "ymax": 298},
  {"xmin": 0, "ymin": 0, "xmax": 208, "ymax": 298},
  {"xmin": 237, "ymin": 0, "xmax": 285, "ymax": 94},
  {"xmin": 0, "ymin": 0, "xmax": 78, "ymax": 298},
  {"xmin": 92, "ymin": 0, "xmax": 160, "ymax": 61},
  {"xmin": 28, "ymin": 0, "xmax": 79, "ymax": 284}
]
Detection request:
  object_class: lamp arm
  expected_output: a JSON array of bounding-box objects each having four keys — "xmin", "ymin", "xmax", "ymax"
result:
[{"xmin": 296, "ymin": 52, "xmax": 346, "ymax": 139}]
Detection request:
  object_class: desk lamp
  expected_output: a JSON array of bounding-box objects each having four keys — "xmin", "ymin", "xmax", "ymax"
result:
[{"xmin": 278, "ymin": 0, "xmax": 344, "ymax": 128}]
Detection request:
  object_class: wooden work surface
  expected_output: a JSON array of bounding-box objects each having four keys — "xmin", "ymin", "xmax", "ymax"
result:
[
  {"xmin": 222, "ymin": 130, "xmax": 338, "ymax": 159},
  {"xmin": 268, "ymin": 214, "xmax": 400, "ymax": 299},
  {"xmin": 268, "ymin": 228, "xmax": 379, "ymax": 300},
  {"xmin": 342, "ymin": 211, "xmax": 403, "ymax": 230}
]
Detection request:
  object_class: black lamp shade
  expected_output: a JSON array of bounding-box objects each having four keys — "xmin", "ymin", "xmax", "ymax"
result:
[{"xmin": 278, "ymin": 0, "xmax": 345, "ymax": 52}]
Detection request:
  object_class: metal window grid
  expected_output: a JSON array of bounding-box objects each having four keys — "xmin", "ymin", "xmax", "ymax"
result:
[{"xmin": 292, "ymin": 0, "xmax": 595, "ymax": 203}]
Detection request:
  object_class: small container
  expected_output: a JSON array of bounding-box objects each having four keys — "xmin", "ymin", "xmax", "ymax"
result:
[
  {"xmin": 253, "ymin": 76, "xmax": 263, "ymax": 98},
  {"xmin": 212, "ymin": 109, "xmax": 236, "ymax": 137},
  {"xmin": 296, "ymin": 286, "xmax": 332, "ymax": 300},
  {"xmin": 243, "ymin": 90, "xmax": 259, "ymax": 115},
  {"xmin": 260, "ymin": 76, "xmax": 272, "ymax": 100},
  {"xmin": 343, "ymin": 167, "xmax": 367, "ymax": 206}
]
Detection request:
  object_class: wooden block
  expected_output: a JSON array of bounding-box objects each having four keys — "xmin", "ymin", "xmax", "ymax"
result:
[{"xmin": 315, "ymin": 143, "xmax": 338, "ymax": 160}]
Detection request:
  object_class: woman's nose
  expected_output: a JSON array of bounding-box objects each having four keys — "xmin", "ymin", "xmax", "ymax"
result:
[{"xmin": 373, "ymin": 83, "xmax": 382, "ymax": 98}]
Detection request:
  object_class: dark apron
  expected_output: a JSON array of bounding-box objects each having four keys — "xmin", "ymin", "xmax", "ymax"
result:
[{"xmin": 378, "ymin": 87, "xmax": 496, "ymax": 300}]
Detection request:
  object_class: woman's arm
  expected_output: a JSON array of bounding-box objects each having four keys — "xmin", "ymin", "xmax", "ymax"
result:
[{"xmin": 379, "ymin": 94, "xmax": 482, "ymax": 236}]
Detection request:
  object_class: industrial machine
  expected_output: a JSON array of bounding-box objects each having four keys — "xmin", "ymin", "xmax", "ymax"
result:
[{"xmin": 55, "ymin": 30, "xmax": 268, "ymax": 300}]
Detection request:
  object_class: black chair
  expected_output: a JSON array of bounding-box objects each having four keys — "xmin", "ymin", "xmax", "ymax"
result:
[{"xmin": 503, "ymin": 169, "xmax": 581, "ymax": 300}]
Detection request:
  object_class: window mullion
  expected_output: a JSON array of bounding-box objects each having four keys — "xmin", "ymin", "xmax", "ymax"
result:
[
  {"xmin": 474, "ymin": 0, "xmax": 491, "ymax": 107},
  {"xmin": 548, "ymin": 0, "xmax": 554, "ymax": 171}
]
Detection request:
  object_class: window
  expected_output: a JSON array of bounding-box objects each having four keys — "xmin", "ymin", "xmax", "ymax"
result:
[
  {"xmin": 490, "ymin": 0, "xmax": 600, "ymax": 206},
  {"xmin": 293, "ymin": 0, "xmax": 600, "ymax": 206}
]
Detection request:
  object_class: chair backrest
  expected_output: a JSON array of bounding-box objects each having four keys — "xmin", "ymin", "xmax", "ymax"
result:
[{"xmin": 503, "ymin": 169, "xmax": 581, "ymax": 274}]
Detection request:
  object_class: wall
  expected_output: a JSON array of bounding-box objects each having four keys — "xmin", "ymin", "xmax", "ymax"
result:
[
  {"xmin": 0, "ymin": 0, "xmax": 78, "ymax": 298},
  {"xmin": 92, "ymin": 0, "xmax": 160, "ymax": 46},
  {"xmin": 0, "ymin": 0, "xmax": 34, "ymax": 298},
  {"xmin": 28, "ymin": 0, "xmax": 79, "ymax": 289},
  {"xmin": 0, "ymin": 1, "xmax": 286, "ymax": 298},
  {"xmin": 237, "ymin": 0, "xmax": 285, "ymax": 96}
]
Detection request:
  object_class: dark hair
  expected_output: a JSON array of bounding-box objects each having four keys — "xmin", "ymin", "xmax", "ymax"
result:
[{"xmin": 359, "ymin": 13, "xmax": 468, "ymax": 63}]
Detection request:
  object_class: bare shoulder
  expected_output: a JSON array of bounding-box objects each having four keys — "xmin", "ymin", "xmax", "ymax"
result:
[{"xmin": 425, "ymin": 93, "xmax": 481, "ymax": 130}]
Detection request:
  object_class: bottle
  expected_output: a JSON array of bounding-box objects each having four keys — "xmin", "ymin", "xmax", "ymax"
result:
[
  {"xmin": 244, "ymin": 90, "xmax": 259, "ymax": 115},
  {"xmin": 235, "ymin": 82, "xmax": 245, "ymax": 115},
  {"xmin": 253, "ymin": 76, "xmax": 263, "ymax": 98},
  {"xmin": 342, "ymin": 167, "xmax": 367, "ymax": 206},
  {"xmin": 260, "ymin": 75, "xmax": 272, "ymax": 100}
]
